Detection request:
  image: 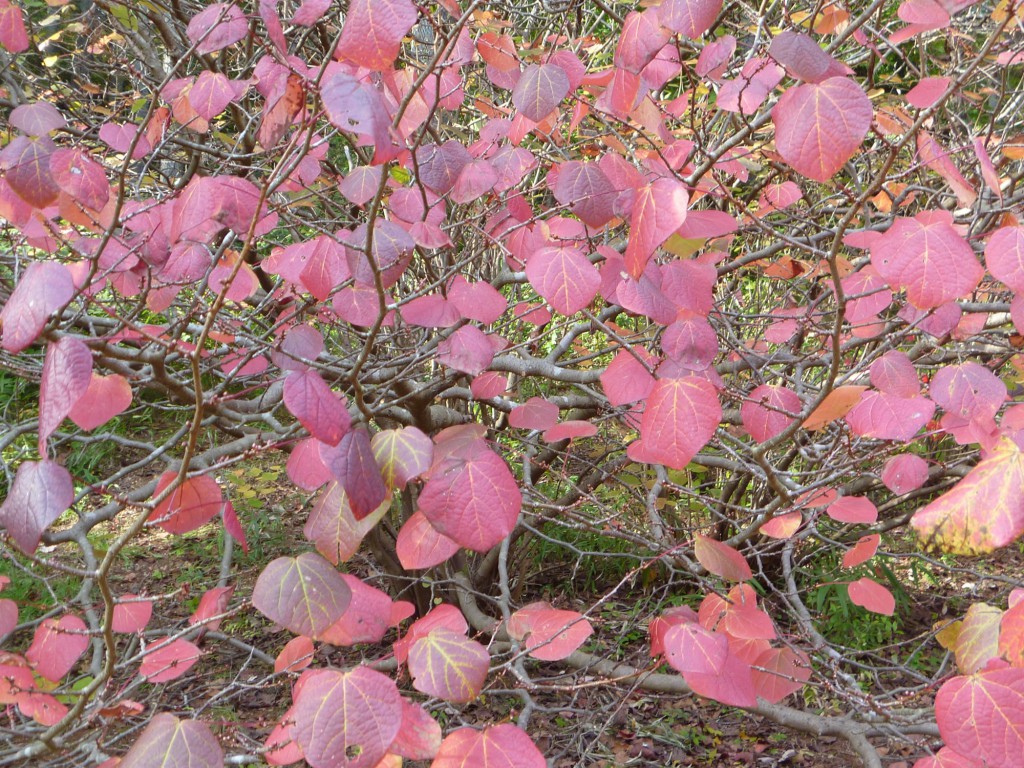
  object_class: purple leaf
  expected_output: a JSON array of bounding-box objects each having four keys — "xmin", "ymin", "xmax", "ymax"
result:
[{"xmin": 0, "ymin": 460, "xmax": 74, "ymax": 554}]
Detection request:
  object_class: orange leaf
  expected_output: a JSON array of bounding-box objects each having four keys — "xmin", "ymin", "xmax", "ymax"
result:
[{"xmin": 802, "ymin": 385, "xmax": 867, "ymax": 430}]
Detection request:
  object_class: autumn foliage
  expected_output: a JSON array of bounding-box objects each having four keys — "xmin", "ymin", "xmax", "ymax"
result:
[{"xmin": 0, "ymin": 0, "xmax": 1023, "ymax": 766}]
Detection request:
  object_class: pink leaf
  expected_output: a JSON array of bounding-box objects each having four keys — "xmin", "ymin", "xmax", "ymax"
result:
[
  {"xmin": 842, "ymin": 534, "xmax": 881, "ymax": 569},
  {"xmin": 304, "ymin": 481, "xmax": 389, "ymax": 564},
  {"xmin": 512, "ymin": 63, "xmax": 570, "ymax": 122},
  {"xmin": 662, "ymin": 622, "xmax": 728, "ymax": 676},
  {"xmin": 291, "ymin": 667, "xmax": 402, "ymax": 768},
  {"xmin": 551, "ymin": 161, "xmax": 617, "ymax": 228},
  {"xmin": 658, "ymin": 0, "xmax": 723, "ymax": 39},
  {"xmin": 845, "ymin": 391, "xmax": 936, "ymax": 441},
  {"xmin": 760, "ymin": 511, "xmax": 803, "ymax": 539},
  {"xmin": 935, "ymin": 667, "xmax": 1024, "ymax": 768},
  {"xmin": 49, "ymin": 148, "xmax": 109, "ymax": 210},
  {"xmin": 287, "ymin": 439, "xmax": 331, "ymax": 491},
  {"xmin": 986, "ymin": 227, "xmax": 1024, "ymax": 291},
  {"xmin": 768, "ymin": 31, "xmax": 850, "ymax": 82},
  {"xmin": 615, "ymin": 11, "xmax": 669, "ymax": 74},
  {"xmin": 371, "ymin": 427, "xmax": 433, "ymax": 490},
  {"xmin": 391, "ymin": 699, "xmax": 442, "ymax": 760},
  {"xmin": 906, "ymin": 76, "xmax": 951, "ymax": 109},
  {"xmin": 38, "ymin": 337, "xmax": 92, "ymax": 453},
  {"xmin": 68, "ymin": 373, "xmax": 132, "ymax": 431},
  {"xmin": 275, "ymin": 635, "xmax": 314, "ymax": 674},
  {"xmin": 869, "ymin": 351, "xmax": 920, "ymax": 397},
  {"xmin": 526, "ymin": 245, "xmax": 600, "ymax": 316},
  {"xmin": 119, "ymin": 715, "xmax": 222, "ymax": 768},
  {"xmin": 0, "ymin": 460, "xmax": 73, "ymax": 554},
  {"xmin": 662, "ymin": 314, "xmax": 717, "ymax": 370},
  {"xmin": 601, "ymin": 348, "xmax": 657, "ymax": 406},
  {"xmin": 140, "ymin": 638, "xmax": 202, "ymax": 682},
  {"xmin": 408, "ymin": 628, "xmax": 489, "ymax": 702},
  {"xmin": 827, "ymin": 496, "xmax": 879, "ymax": 524},
  {"xmin": 632, "ymin": 376, "xmax": 720, "ymax": 470},
  {"xmin": 112, "ymin": 595, "xmax": 153, "ymax": 634},
  {"xmin": 771, "ymin": 77, "xmax": 872, "ymax": 182},
  {"xmin": 448, "ymin": 276, "xmax": 507, "ymax": 324},
  {"xmin": 931, "ymin": 362, "xmax": 1006, "ymax": 423},
  {"xmin": 252, "ymin": 552, "xmax": 352, "ymax": 639},
  {"xmin": 847, "ymin": 578, "xmax": 895, "ymax": 616},
  {"xmin": 0, "ymin": 599, "xmax": 16, "ymax": 638},
  {"xmin": 918, "ymin": 131, "xmax": 977, "ymax": 208},
  {"xmin": 283, "ymin": 369, "xmax": 351, "ymax": 446},
  {"xmin": 335, "ymin": 0, "xmax": 418, "ymax": 71},
  {"xmin": 718, "ymin": 58, "xmax": 783, "ymax": 115},
  {"xmin": 432, "ymin": 725, "xmax": 546, "ymax": 768},
  {"xmin": 319, "ymin": 429, "xmax": 388, "ymax": 521},
  {"xmin": 150, "ymin": 472, "xmax": 224, "ymax": 535},
  {"xmin": 11, "ymin": 102, "xmax": 65, "ymax": 136},
  {"xmin": 509, "ymin": 397, "xmax": 559, "ymax": 431},
  {"xmin": 189, "ymin": 71, "xmax": 238, "ymax": 120},
  {"xmin": 882, "ymin": 454, "xmax": 930, "ymax": 495},
  {"xmin": 394, "ymin": 604, "xmax": 468, "ymax": 664},
  {"xmin": 320, "ymin": 575, "xmax": 395, "ymax": 646},
  {"xmin": 741, "ymin": 384, "xmax": 801, "ymax": 442},
  {"xmin": 396, "ymin": 510, "xmax": 461, "ymax": 569},
  {"xmin": 419, "ymin": 446, "xmax": 521, "ymax": 551},
  {"xmin": 543, "ymin": 420, "xmax": 598, "ymax": 443},
  {"xmin": 0, "ymin": 0, "xmax": 29, "ymax": 53},
  {"xmin": 436, "ymin": 325, "xmax": 495, "ymax": 376},
  {"xmin": 695, "ymin": 535, "xmax": 752, "ymax": 581},
  {"xmin": 186, "ymin": 3, "xmax": 248, "ymax": 55},
  {"xmin": 507, "ymin": 602, "xmax": 594, "ymax": 661},
  {"xmin": 684, "ymin": 650, "xmax": 758, "ymax": 708},
  {"xmin": 0, "ymin": 261, "xmax": 75, "ymax": 353},
  {"xmin": 27, "ymin": 615, "xmax": 87, "ymax": 682},
  {"xmin": 291, "ymin": 0, "xmax": 331, "ymax": 25},
  {"xmin": 625, "ymin": 177, "xmax": 689, "ymax": 277}
]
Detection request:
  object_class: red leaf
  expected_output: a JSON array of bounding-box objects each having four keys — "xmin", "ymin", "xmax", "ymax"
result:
[
  {"xmin": 419, "ymin": 446, "xmax": 521, "ymax": 551},
  {"xmin": 826, "ymin": 496, "xmax": 878, "ymax": 524},
  {"xmin": 186, "ymin": 3, "xmax": 248, "ymax": 55},
  {"xmin": 0, "ymin": 261, "xmax": 75, "ymax": 353},
  {"xmin": 663, "ymin": 623, "xmax": 728, "ymax": 676},
  {"xmin": 741, "ymin": 384, "xmax": 801, "ymax": 442},
  {"xmin": 150, "ymin": 472, "xmax": 224, "ymax": 534},
  {"xmin": 283, "ymin": 369, "xmax": 351, "ymax": 446},
  {"xmin": 913, "ymin": 437, "xmax": 1024, "ymax": 554},
  {"xmin": 275, "ymin": 635, "xmax": 314, "ymax": 674},
  {"xmin": 112, "ymin": 595, "xmax": 153, "ymax": 634},
  {"xmin": 752, "ymin": 647, "xmax": 811, "ymax": 703},
  {"xmin": 38, "ymin": 337, "xmax": 92, "ymax": 453},
  {"xmin": 27, "ymin": 615, "xmax": 87, "ymax": 682},
  {"xmin": 68, "ymin": 373, "xmax": 132, "ymax": 431},
  {"xmin": 189, "ymin": 586, "xmax": 234, "ymax": 632},
  {"xmin": 291, "ymin": 667, "xmax": 402, "ymax": 768},
  {"xmin": 432, "ymin": 725, "xmax": 546, "ymax": 768},
  {"xmin": 986, "ymin": 226, "xmax": 1024, "ymax": 291},
  {"xmin": 408, "ymin": 628, "xmax": 489, "ymax": 702},
  {"xmin": 869, "ymin": 211, "xmax": 982, "ymax": 309},
  {"xmin": 847, "ymin": 578, "xmax": 895, "ymax": 616},
  {"xmin": 658, "ymin": 0, "xmax": 723, "ymax": 39},
  {"xmin": 935, "ymin": 667, "xmax": 1024, "ymax": 768},
  {"xmin": 760, "ymin": 511, "xmax": 802, "ymax": 539},
  {"xmin": 304, "ymin": 481, "xmax": 390, "ymax": 564},
  {"xmin": 695, "ymin": 535, "xmax": 752, "ymax": 581},
  {"xmin": 509, "ymin": 397, "xmax": 559, "ymax": 431},
  {"xmin": 17, "ymin": 692, "xmax": 67, "ymax": 726},
  {"xmin": 140, "ymin": 638, "xmax": 202, "ymax": 683},
  {"xmin": 507, "ymin": 602, "xmax": 594, "ymax": 661},
  {"xmin": 632, "ymin": 376, "xmax": 720, "ymax": 470},
  {"xmin": 0, "ymin": 1, "xmax": 29, "ymax": 53},
  {"xmin": 768, "ymin": 31, "xmax": 850, "ymax": 83},
  {"xmin": 437, "ymin": 325, "xmax": 496, "ymax": 376},
  {"xmin": 882, "ymin": 454, "xmax": 930, "ymax": 495},
  {"xmin": 119, "ymin": 714, "xmax": 222, "ymax": 768},
  {"xmin": 771, "ymin": 77, "xmax": 872, "ymax": 182},
  {"xmin": 526, "ymin": 245, "xmax": 600, "ymax": 316},
  {"xmin": 512, "ymin": 63, "xmax": 570, "ymax": 122},
  {"xmin": 335, "ymin": 0, "xmax": 418, "ymax": 71},
  {"xmin": 0, "ymin": 460, "xmax": 73, "ymax": 554},
  {"xmin": 842, "ymin": 534, "xmax": 881, "ymax": 569},
  {"xmin": 624, "ymin": 177, "xmax": 689, "ymax": 277},
  {"xmin": 252, "ymin": 552, "xmax": 352, "ymax": 639},
  {"xmin": 396, "ymin": 510, "xmax": 461, "ymax": 570}
]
